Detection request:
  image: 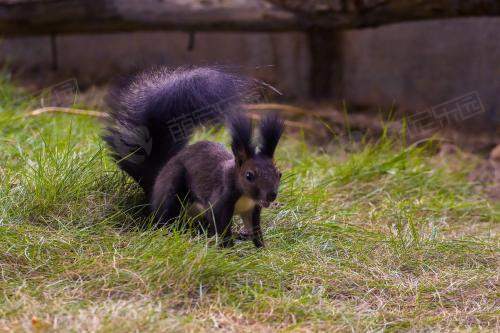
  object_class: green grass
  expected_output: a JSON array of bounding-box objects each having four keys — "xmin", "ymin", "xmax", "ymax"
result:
[{"xmin": 0, "ymin": 75, "xmax": 498, "ymax": 332}]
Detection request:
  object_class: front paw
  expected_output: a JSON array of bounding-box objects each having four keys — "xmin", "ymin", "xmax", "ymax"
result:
[
  {"xmin": 219, "ymin": 237, "xmax": 235, "ymax": 248},
  {"xmin": 236, "ymin": 232, "xmax": 253, "ymax": 241},
  {"xmin": 252, "ymin": 236, "xmax": 265, "ymax": 248}
]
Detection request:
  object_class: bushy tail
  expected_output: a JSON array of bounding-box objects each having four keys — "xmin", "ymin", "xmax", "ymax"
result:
[{"xmin": 104, "ymin": 66, "xmax": 254, "ymax": 194}]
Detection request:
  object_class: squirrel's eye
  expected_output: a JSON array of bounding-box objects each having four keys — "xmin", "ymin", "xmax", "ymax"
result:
[
  {"xmin": 278, "ymin": 171, "xmax": 282, "ymax": 178},
  {"xmin": 245, "ymin": 171, "xmax": 255, "ymax": 182}
]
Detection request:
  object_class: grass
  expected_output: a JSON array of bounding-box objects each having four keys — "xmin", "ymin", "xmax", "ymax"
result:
[{"xmin": 0, "ymin": 74, "xmax": 498, "ymax": 332}]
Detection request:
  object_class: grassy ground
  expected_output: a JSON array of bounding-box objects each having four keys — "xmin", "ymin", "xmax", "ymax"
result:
[{"xmin": 0, "ymin": 75, "xmax": 498, "ymax": 332}]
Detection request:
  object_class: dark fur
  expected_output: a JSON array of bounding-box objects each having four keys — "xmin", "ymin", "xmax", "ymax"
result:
[
  {"xmin": 105, "ymin": 66, "xmax": 284, "ymax": 247},
  {"xmin": 228, "ymin": 113, "xmax": 254, "ymax": 165},
  {"xmin": 259, "ymin": 113, "xmax": 285, "ymax": 158}
]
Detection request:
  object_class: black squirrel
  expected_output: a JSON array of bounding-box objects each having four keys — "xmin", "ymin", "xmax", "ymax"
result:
[{"xmin": 104, "ymin": 66, "xmax": 284, "ymax": 247}]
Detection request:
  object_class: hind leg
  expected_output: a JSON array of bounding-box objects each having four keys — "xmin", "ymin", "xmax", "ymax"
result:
[
  {"xmin": 151, "ymin": 164, "xmax": 187, "ymax": 227},
  {"xmin": 203, "ymin": 193, "xmax": 237, "ymax": 247}
]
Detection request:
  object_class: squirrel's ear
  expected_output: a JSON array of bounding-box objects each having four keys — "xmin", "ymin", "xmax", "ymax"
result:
[
  {"xmin": 259, "ymin": 113, "xmax": 284, "ymax": 158},
  {"xmin": 228, "ymin": 113, "xmax": 255, "ymax": 166}
]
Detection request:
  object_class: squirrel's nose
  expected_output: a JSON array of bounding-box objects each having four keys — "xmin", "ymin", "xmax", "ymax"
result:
[{"xmin": 267, "ymin": 191, "xmax": 277, "ymax": 202}]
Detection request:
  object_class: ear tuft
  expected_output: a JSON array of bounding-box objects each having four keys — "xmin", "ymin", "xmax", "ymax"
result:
[
  {"xmin": 259, "ymin": 113, "xmax": 284, "ymax": 158},
  {"xmin": 227, "ymin": 112, "xmax": 255, "ymax": 165}
]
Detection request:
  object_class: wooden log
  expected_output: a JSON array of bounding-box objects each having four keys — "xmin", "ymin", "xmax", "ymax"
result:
[
  {"xmin": 2, "ymin": 0, "xmax": 500, "ymax": 36},
  {"xmin": 0, "ymin": 0, "xmax": 299, "ymax": 36},
  {"xmin": 268, "ymin": 0, "xmax": 500, "ymax": 28}
]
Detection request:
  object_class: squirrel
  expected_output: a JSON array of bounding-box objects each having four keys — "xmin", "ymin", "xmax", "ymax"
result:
[{"xmin": 104, "ymin": 66, "xmax": 284, "ymax": 248}]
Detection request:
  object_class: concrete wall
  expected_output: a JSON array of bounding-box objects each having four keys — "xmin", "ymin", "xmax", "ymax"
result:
[
  {"xmin": 340, "ymin": 17, "xmax": 500, "ymax": 131},
  {"xmin": 0, "ymin": 32, "xmax": 310, "ymax": 100},
  {"xmin": 1, "ymin": 17, "xmax": 499, "ymax": 131}
]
